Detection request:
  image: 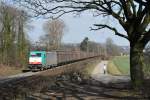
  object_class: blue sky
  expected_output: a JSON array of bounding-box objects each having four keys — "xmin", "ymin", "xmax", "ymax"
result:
[{"xmin": 28, "ymin": 12, "xmax": 129, "ymax": 46}]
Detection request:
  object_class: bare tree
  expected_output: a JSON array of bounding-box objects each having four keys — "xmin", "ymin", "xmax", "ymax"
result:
[
  {"xmin": 43, "ymin": 19, "xmax": 66, "ymax": 50},
  {"xmin": 80, "ymin": 37, "xmax": 89, "ymax": 52},
  {"xmin": 106, "ymin": 38, "xmax": 120, "ymax": 56},
  {"xmin": 0, "ymin": 2, "xmax": 30, "ymax": 67},
  {"xmin": 14, "ymin": 0, "xmax": 150, "ymax": 88}
]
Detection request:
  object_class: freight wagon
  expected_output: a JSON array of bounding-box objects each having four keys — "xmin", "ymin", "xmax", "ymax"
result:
[{"xmin": 28, "ymin": 50, "xmax": 94, "ymax": 70}]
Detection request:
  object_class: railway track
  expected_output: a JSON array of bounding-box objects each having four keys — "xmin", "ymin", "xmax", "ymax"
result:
[{"xmin": 0, "ymin": 72, "xmax": 39, "ymax": 84}]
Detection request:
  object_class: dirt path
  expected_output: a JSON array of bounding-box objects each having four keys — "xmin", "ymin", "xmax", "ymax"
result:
[
  {"xmin": 92, "ymin": 60, "xmax": 108, "ymax": 74},
  {"xmin": 91, "ymin": 61, "xmax": 130, "ymax": 84}
]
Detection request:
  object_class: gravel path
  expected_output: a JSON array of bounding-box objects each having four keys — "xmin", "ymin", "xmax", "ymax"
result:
[{"xmin": 91, "ymin": 61, "xmax": 130, "ymax": 84}]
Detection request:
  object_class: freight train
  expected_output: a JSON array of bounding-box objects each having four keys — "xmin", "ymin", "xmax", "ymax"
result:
[{"xmin": 28, "ymin": 50, "xmax": 96, "ymax": 70}]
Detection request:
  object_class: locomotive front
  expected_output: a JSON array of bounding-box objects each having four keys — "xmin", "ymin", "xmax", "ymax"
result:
[{"xmin": 28, "ymin": 51, "xmax": 46, "ymax": 70}]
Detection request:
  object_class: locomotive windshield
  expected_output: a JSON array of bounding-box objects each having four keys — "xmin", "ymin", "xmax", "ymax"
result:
[
  {"xmin": 30, "ymin": 53, "xmax": 41, "ymax": 57},
  {"xmin": 36, "ymin": 53, "xmax": 41, "ymax": 57}
]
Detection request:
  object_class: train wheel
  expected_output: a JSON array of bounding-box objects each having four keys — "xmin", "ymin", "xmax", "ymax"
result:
[{"xmin": 40, "ymin": 68, "xmax": 44, "ymax": 71}]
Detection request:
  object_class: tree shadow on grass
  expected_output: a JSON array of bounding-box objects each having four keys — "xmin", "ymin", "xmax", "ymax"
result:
[{"xmin": 28, "ymin": 79, "xmax": 149, "ymax": 100}]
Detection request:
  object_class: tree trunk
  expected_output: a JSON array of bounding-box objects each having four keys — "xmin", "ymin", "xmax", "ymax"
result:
[{"xmin": 130, "ymin": 43, "xmax": 145, "ymax": 89}]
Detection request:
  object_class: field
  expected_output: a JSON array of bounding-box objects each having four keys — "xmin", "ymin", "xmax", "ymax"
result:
[{"xmin": 108, "ymin": 56, "xmax": 130, "ymax": 75}]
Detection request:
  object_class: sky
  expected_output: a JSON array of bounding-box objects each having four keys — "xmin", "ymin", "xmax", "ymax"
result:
[
  {"xmin": 4, "ymin": 0, "xmax": 129, "ymax": 46},
  {"xmin": 29, "ymin": 12, "xmax": 129, "ymax": 46}
]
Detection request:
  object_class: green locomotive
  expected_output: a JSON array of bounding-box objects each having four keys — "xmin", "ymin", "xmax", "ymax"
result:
[{"xmin": 28, "ymin": 50, "xmax": 95, "ymax": 71}]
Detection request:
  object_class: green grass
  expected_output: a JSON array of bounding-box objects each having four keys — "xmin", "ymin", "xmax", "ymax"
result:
[
  {"xmin": 107, "ymin": 61, "xmax": 122, "ymax": 75},
  {"xmin": 113, "ymin": 56, "xmax": 130, "ymax": 75},
  {"xmin": 108, "ymin": 56, "xmax": 130, "ymax": 75},
  {"xmin": 108, "ymin": 56, "xmax": 150, "ymax": 76}
]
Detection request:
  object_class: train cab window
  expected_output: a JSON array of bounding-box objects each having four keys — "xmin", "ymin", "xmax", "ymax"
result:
[
  {"xmin": 36, "ymin": 53, "xmax": 41, "ymax": 57},
  {"xmin": 31, "ymin": 55, "xmax": 36, "ymax": 57},
  {"xmin": 30, "ymin": 53, "xmax": 41, "ymax": 57}
]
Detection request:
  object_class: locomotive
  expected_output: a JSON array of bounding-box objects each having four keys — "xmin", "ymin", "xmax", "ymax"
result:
[{"xmin": 28, "ymin": 50, "xmax": 96, "ymax": 70}]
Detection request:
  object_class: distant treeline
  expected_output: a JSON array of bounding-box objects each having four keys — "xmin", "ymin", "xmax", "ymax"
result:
[
  {"xmin": 0, "ymin": 3, "xmax": 29, "ymax": 67},
  {"xmin": 32, "ymin": 37, "xmax": 130, "ymax": 58}
]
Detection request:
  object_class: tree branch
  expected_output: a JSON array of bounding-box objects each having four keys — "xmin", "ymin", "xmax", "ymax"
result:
[
  {"xmin": 119, "ymin": 0, "xmax": 132, "ymax": 20},
  {"xmin": 141, "ymin": 29, "xmax": 150, "ymax": 45},
  {"xmin": 13, "ymin": 0, "xmax": 150, "ymax": 45},
  {"xmin": 134, "ymin": 0, "xmax": 147, "ymax": 6},
  {"xmin": 130, "ymin": 0, "xmax": 136, "ymax": 17},
  {"xmin": 91, "ymin": 24, "xmax": 129, "ymax": 40}
]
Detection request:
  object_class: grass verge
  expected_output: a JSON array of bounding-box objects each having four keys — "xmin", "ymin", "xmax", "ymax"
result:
[
  {"xmin": 113, "ymin": 56, "xmax": 130, "ymax": 75},
  {"xmin": 108, "ymin": 56, "xmax": 130, "ymax": 75},
  {"xmin": 107, "ymin": 61, "xmax": 122, "ymax": 75},
  {"xmin": 82, "ymin": 60, "xmax": 100, "ymax": 75},
  {"xmin": 0, "ymin": 65, "xmax": 23, "ymax": 77}
]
